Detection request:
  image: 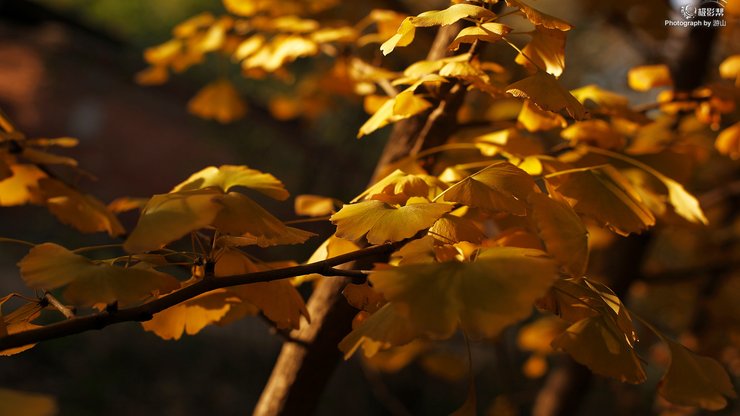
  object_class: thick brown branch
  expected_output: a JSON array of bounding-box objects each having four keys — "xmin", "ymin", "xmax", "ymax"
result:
[{"xmin": 0, "ymin": 242, "xmax": 402, "ymax": 352}]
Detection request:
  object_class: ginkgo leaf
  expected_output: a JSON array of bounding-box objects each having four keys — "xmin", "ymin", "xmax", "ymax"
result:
[
  {"xmin": 0, "ymin": 388, "xmax": 57, "ymax": 416},
  {"xmin": 243, "ymin": 35, "xmax": 318, "ymax": 72},
  {"xmin": 551, "ymin": 314, "xmax": 646, "ymax": 383},
  {"xmin": 529, "ymin": 193, "xmax": 589, "ymax": 276},
  {"xmin": 429, "ymin": 214, "xmax": 485, "ymax": 244},
  {"xmin": 124, "ymin": 189, "xmax": 222, "ymax": 253},
  {"xmin": 505, "ymin": 0, "xmax": 573, "ymax": 30},
  {"xmin": 719, "ymin": 54, "xmax": 740, "ymax": 85},
  {"xmin": 507, "ymin": 71, "xmax": 586, "ymax": 120},
  {"xmin": 331, "ymin": 199, "xmax": 453, "ymax": 244},
  {"xmin": 518, "ymin": 100, "xmax": 566, "ymax": 132},
  {"xmin": 663, "ymin": 178, "xmax": 708, "ymax": 225},
  {"xmin": 358, "ymin": 89, "xmax": 431, "ymax": 137},
  {"xmin": 344, "ymin": 282, "xmax": 385, "ymax": 314},
  {"xmin": 627, "ymin": 65, "xmax": 672, "ymax": 91},
  {"xmin": 352, "ymin": 169, "xmax": 438, "ymax": 204},
  {"xmin": 380, "ymin": 17, "xmax": 415, "ymax": 55},
  {"xmin": 233, "ymin": 35, "xmax": 266, "ymax": 61},
  {"xmin": 39, "ymin": 179, "xmax": 125, "ymax": 237},
  {"xmin": 215, "ymin": 248, "xmax": 309, "ymax": 330},
  {"xmin": 658, "ymin": 338, "xmax": 737, "ymax": 410},
  {"xmin": 172, "ymin": 164, "xmax": 289, "ymax": 200},
  {"xmin": 19, "ymin": 243, "xmax": 179, "ymax": 306},
  {"xmin": 339, "ymin": 303, "xmax": 418, "ymax": 358},
  {"xmin": 0, "ymin": 164, "xmax": 45, "ymax": 206},
  {"xmin": 292, "ymin": 235, "xmax": 359, "ymax": 285},
  {"xmin": 515, "ymin": 26, "xmax": 567, "ymax": 78},
  {"xmin": 370, "ymin": 247, "xmax": 557, "ymax": 339},
  {"xmin": 441, "ymin": 161, "xmax": 536, "ymax": 215},
  {"xmin": 1, "ymin": 300, "xmax": 44, "ymax": 356},
  {"xmin": 561, "ymin": 119, "xmax": 624, "ymax": 149},
  {"xmin": 715, "ymin": 122, "xmax": 740, "ymax": 159},
  {"xmin": 212, "ymin": 192, "xmax": 315, "ymax": 247},
  {"xmin": 546, "ymin": 165, "xmax": 655, "ymax": 236},
  {"xmin": 411, "ymin": 4, "xmax": 495, "ymax": 27},
  {"xmin": 294, "ymin": 194, "xmax": 337, "ymax": 216},
  {"xmin": 142, "ymin": 289, "xmax": 236, "ymax": 340},
  {"xmin": 570, "ymin": 85, "xmax": 629, "ymax": 109},
  {"xmin": 188, "ymin": 79, "xmax": 247, "ymax": 123},
  {"xmin": 448, "ymin": 23, "xmax": 511, "ymax": 51}
]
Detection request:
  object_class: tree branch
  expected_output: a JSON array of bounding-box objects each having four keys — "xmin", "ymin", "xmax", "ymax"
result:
[{"xmin": 0, "ymin": 242, "xmax": 403, "ymax": 352}]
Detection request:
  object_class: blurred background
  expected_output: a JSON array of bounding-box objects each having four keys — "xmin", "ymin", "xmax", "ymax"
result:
[{"xmin": 0, "ymin": 0, "xmax": 737, "ymax": 415}]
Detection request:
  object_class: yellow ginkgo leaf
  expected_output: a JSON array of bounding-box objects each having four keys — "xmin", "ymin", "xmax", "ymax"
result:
[
  {"xmin": 529, "ymin": 193, "xmax": 589, "ymax": 276},
  {"xmin": 715, "ymin": 122, "xmax": 740, "ymax": 159},
  {"xmin": 222, "ymin": 0, "xmax": 261, "ymax": 16},
  {"xmin": 215, "ymin": 248, "xmax": 309, "ymax": 330},
  {"xmin": 448, "ymin": 23, "xmax": 511, "ymax": 51},
  {"xmin": 352, "ymin": 169, "xmax": 439, "ymax": 204},
  {"xmin": 570, "ymin": 84, "xmax": 629, "ymax": 109},
  {"xmin": 561, "ymin": 119, "xmax": 624, "ymax": 149},
  {"xmin": 358, "ymin": 89, "xmax": 431, "ymax": 137},
  {"xmin": 39, "ymin": 179, "xmax": 125, "ymax": 237},
  {"xmin": 518, "ymin": 100, "xmax": 566, "ymax": 132},
  {"xmin": 141, "ymin": 289, "xmax": 236, "ymax": 340},
  {"xmin": 343, "ymin": 282, "xmax": 385, "ymax": 314},
  {"xmin": 294, "ymin": 194, "xmax": 337, "ymax": 217},
  {"xmin": 371, "ymin": 247, "xmax": 556, "ymax": 339},
  {"xmin": 123, "ymin": 189, "xmax": 222, "ymax": 253},
  {"xmin": 719, "ymin": 54, "xmax": 740, "ymax": 85},
  {"xmin": 0, "ymin": 388, "xmax": 57, "ymax": 416},
  {"xmin": 546, "ymin": 165, "xmax": 655, "ymax": 236},
  {"xmin": 292, "ymin": 235, "xmax": 360, "ymax": 285},
  {"xmin": 188, "ymin": 79, "xmax": 247, "ymax": 123},
  {"xmin": 505, "ymin": 0, "xmax": 573, "ymax": 31},
  {"xmin": 143, "ymin": 39, "xmax": 182, "ymax": 66},
  {"xmin": 19, "ymin": 243, "xmax": 179, "ymax": 307},
  {"xmin": 627, "ymin": 64, "xmax": 672, "ymax": 92},
  {"xmin": 515, "ymin": 26, "xmax": 567, "ymax": 78},
  {"xmin": 331, "ymin": 199, "xmax": 453, "ymax": 244},
  {"xmin": 411, "ymin": 4, "xmax": 495, "ymax": 27},
  {"xmin": 380, "ymin": 17, "xmax": 415, "ymax": 55},
  {"xmin": 551, "ymin": 314, "xmax": 646, "ymax": 384},
  {"xmin": 659, "ymin": 338, "xmax": 737, "ymax": 410},
  {"xmin": 244, "ymin": 35, "xmax": 318, "ymax": 72},
  {"xmin": 339, "ymin": 303, "xmax": 418, "ymax": 358},
  {"xmin": 171, "ymin": 164, "xmax": 289, "ymax": 200},
  {"xmin": 0, "ymin": 164, "xmax": 46, "ymax": 206},
  {"xmin": 663, "ymin": 178, "xmax": 708, "ymax": 225},
  {"xmin": 135, "ymin": 65, "xmax": 169, "ymax": 86},
  {"xmin": 442, "ymin": 161, "xmax": 536, "ymax": 215},
  {"xmin": 429, "ymin": 214, "xmax": 485, "ymax": 244},
  {"xmin": 1, "ymin": 300, "xmax": 44, "ymax": 356},
  {"xmin": 212, "ymin": 192, "xmax": 315, "ymax": 247},
  {"xmin": 507, "ymin": 71, "xmax": 587, "ymax": 120}
]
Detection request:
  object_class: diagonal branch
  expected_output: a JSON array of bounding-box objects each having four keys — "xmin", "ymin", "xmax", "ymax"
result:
[{"xmin": 0, "ymin": 241, "xmax": 404, "ymax": 352}]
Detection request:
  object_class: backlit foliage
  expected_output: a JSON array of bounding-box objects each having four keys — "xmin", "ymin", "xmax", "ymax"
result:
[{"xmin": 1, "ymin": 0, "xmax": 739, "ymax": 413}]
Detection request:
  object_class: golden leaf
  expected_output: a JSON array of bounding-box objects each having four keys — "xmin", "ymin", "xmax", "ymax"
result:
[
  {"xmin": 19, "ymin": 243, "xmax": 179, "ymax": 307},
  {"xmin": 135, "ymin": 65, "xmax": 169, "ymax": 86},
  {"xmin": 506, "ymin": 71, "xmax": 586, "ymax": 120},
  {"xmin": 339, "ymin": 303, "xmax": 418, "ymax": 358},
  {"xmin": 715, "ymin": 122, "xmax": 740, "ymax": 159},
  {"xmin": 358, "ymin": 89, "xmax": 431, "ymax": 137},
  {"xmin": 172, "ymin": 165, "xmax": 289, "ymax": 200},
  {"xmin": 529, "ymin": 193, "xmax": 589, "ymax": 276},
  {"xmin": 658, "ymin": 338, "xmax": 737, "ymax": 410},
  {"xmin": 663, "ymin": 178, "xmax": 708, "ymax": 225},
  {"xmin": 0, "ymin": 389, "xmax": 57, "ymax": 416},
  {"xmin": 518, "ymin": 100, "xmax": 566, "ymax": 132},
  {"xmin": 352, "ymin": 169, "xmax": 439, "ymax": 204},
  {"xmin": 448, "ymin": 23, "xmax": 511, "ymax": 51},
  {"xmin": 570, "ymin": 84, "xmax": 629, "ymax": 108},
  {"xmin": 429, "ymin": 213, "xmax": 485, "ymax": 244},
  {"xmin": 546, "ymin": 165, "xmax": 655, "ymax": 236},
  {"xmin": 380, "ymin": 17, "xmax": 415, "ymax": 55},
  {"xmin": 412, "ymin": 4, "xmax": 495, "ymax": 27},
  {"xmin": 232, "ymin": 35, "xmax": 266, "ymax": 61},
  {"xmin": 552, "ymin": 314, "xmax": 646, "ymax": 383},
  {"xmin": 188, "ymin": 79, "xmax": 247, "ymax": 123},
  {"xmin": 719, "ymin": 54, "xmax": 740, "ymax": 85},
  {"xmin": 370, "ymin": 247, "xmax": 556, "ymax": 339},
  {"xmin": 294, "ymin": 194, "xmax": 337, "ymax": 217},
  {"xmin": 627, "ymin": 64, "xmax": 672, "ymax": 91},
  {"xmin": 515, "ymin": 26, "xmax": 567, "ymax": 78},
  {"xmin": 1, "ymin": 299, "xmax": 44, "ymax": 356},
  {"xmin": 331, "ymin": 199, "xmax": 453, "ymax": 244},
  {"xmin": 39, "ymin": 179, "xmax": 125, "ymax": 237},
  {"xmin": 0, "ymin": 164, "xmax": 45, "ymax": 206},
  {"xmin": 243, "ymin": 35, "xmax": 318, "ymax": 72},
  {"xmin": 291, "ymin": 235, "xmax": 359, "ymax": 285},
  {"xmin": 124, "ymin": 189, "xmax": 222, "ymax": 253},
  {"xmin": 505, "ymin": 0, "xmax": 573, "ymax": 30},
  {"xmin": 343, "ymin": 283, "xmax": 385, "ymax": 314},
  {"xmin": 141, "ymin": 289, "xmax": 235, "ymax": 340},
  {"xmin": 561, "ymin": 119, "xmax": 624, "ymax": 149}
]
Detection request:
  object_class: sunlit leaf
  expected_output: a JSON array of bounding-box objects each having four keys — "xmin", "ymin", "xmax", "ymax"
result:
[
  {"xmin": 627, "ymin": 64, "xmax": 672, "ymax": 91},
  {"xmin": 292, "ymin": 235, "xmax": 359, "ymax": 285},
  {"xmin": 0, "ymin": 388, "xmax": 57, "ymax": 416},
  {"xmin": 380, "ymin": 17, "xmax": 415, "ymax": 55},
  {"xmin": 561, "ymin": 119, "xmax": 624, "ymax": 149},
  {"xmin": 715, "ymin": 121, "xmax": 740, "ymax": 159},
  {"xmin": 294, "ymin": 194, "xmax": 337, "ymax": 216},
  {"xmin": 370, "ymin": 247, "xmax": 556, "ymax": 339},
  {"xmin": 412, "ymin": 4, "xmax": 495, "ymax": 27},
  {"xmin": 663, "ymin": 178, "xmax": 708, "ymax": 225},
  {"xmin": 172, "ymin": 165, "xmax": 289, "ymax": 200},
  {"xmin": 658, "ymin": 338, "xmax": 737, "ymax": 410},
  {"xmin": 552, "ymin": 314, "xmax": 646, "ymax": 383},
  {"xmin": 719, "ymin": 54, "xmax": 740, "ymax": 85},
  {"xmin": 546, "ymin": 165, "xmax": 655, "ymax": 236},
  {"xmin": 188, "ymin": 79, "xmax": 247, "ymax": 123},
  {"xmin": 358, "ymin": 89, "xmax": 431, "ymax": 137},
  {"xmin": 142, "ymin": 289, "xmax": 235, "ymax": 340},
  {"xmin": 0, "ymin": 164, "xmax": 45, "ymax": 206},
  {"xmin": 507, "ymin": 71, "xmax": 586, "ymax": 120},
  {"xmin": 339, "ymin": 303, "xmax": 418, "ymax": 358},
  {"xmin": 124, "ymin": 189, "xmax": 222, "ymax": 253},
  {"xmin": 570, "ymin": 85, "xmax": 629, "ymax": 109},
  {"xmin": 19, "ymin": 243, "xmax": 179, "ymax": 306},
  {"xmin": 212, "ymin": 192, "xmax": 315, "ymax": 247},
  {"xmin": 331, "ymin": 199, "xmax": 453, "ymax": 244},
  {"xmin": 39, "ymin": 179, "xmax": 125, "ymax": 237},
  {"xmin": 429, "ymin": 214, "xmax": 485, "ymax": 244},
  {"xmin": 352, "ymin": 169, "xmax": 439, "ymax": 204},
  {"xmin": 505, "ymin": 0, "xmax": 573, "ymax": 30},
  {"xmin": 529, "ymin": 193, "xmax": 589, "ymax": 276},
  {"xmin": 518, "ymin": 100, "xmax": 566, "ymax": 132},
  {"xmin": 515, "ymin": 26, "xmax": 566, "ymax": 78},
  {"xmin": 243, "ymin": 35, "xmax": 318, "ymax": 72},
  {"xmin": 448, "ymin": 23, "xmax": 510, "ymax": 51}
]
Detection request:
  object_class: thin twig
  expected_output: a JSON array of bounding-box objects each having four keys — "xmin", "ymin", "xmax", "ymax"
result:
[{"xmin": 43, "ymin": 292, "xmax": 75, "ymax": 319}]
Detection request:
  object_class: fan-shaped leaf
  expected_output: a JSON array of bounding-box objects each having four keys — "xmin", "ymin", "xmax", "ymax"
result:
[
  {"xmin": 529, "ymin": 193, "xmax": 589, "ymax": 276},
  {"xmin": 505, "ymin": 0, "xmax": 573, "ymax": 30},
  {"xmin": 515, "ymin": 26, "xmax": 566, "ymax": 78},
  {"xmin": 141, "ymin": 289, "xmax": 236, "ymax": 340},
  {"xmin": 172, "ymin": 165, "xmax": 289, "ymax": 200},
  {"xmin": 507, "ymin": 71, "xmax": 586, "ymax": 120}
]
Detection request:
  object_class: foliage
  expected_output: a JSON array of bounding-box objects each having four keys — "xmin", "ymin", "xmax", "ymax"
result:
[{"xmin": 1, "ymin": 0, "xmax": 739, "ymax": 414}]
